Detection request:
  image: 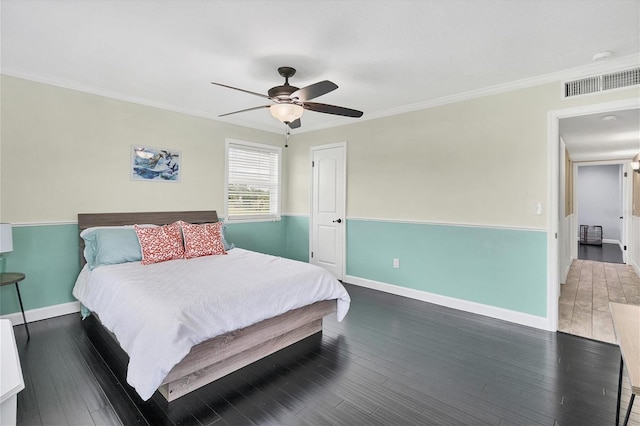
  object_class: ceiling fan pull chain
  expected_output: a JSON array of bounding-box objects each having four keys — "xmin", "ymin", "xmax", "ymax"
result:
[{"xmin": 284, "ymin": 123, "xmax": 291, "ymax": 148}]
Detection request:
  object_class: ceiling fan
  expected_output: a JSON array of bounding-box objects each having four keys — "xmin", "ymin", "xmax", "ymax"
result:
[{"xmin": 211, "ymin": 66, "xmax": 363, "ymax": 129}]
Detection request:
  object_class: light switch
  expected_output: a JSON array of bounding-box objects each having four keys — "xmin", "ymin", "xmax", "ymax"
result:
[{"xmin": 534, "ymin": 203, "xmax": 542, "ymax": 215}]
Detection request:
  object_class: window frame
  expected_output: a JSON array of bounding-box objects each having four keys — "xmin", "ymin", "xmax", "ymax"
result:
[{"xmin": 224, "ymin": 138, "xmax": 282, "ymax": 223}]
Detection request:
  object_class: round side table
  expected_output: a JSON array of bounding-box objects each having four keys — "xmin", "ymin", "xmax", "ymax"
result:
[{"xmin": 0, "ymin": 273, "xmax": 29, "ymax": 340}]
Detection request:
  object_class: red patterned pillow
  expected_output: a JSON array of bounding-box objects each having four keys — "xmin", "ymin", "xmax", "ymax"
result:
[
  {"xmin": 134, "ymin": 222, "xmax": 185, "ymax": 265},
  {"xmin": 180, "ymin": 221, "xmax": 227, "ymax": 259}
]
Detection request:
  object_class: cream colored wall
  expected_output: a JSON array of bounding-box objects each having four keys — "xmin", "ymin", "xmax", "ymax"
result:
[
  {"xmin": 2, "ymin": 75, "xmax": 638, "ymax": 228},
  {"xmin": 286, "ymin": 83, "xmax": 640, "ymax": 228},
  {"xmin": 0, "ymin": 76, "xmax": 284, "ymax": 223}
]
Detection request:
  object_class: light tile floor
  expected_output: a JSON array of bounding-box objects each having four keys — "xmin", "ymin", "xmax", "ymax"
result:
[{"xmin": 559, "ymin": 259, "xmax": 640, "ymax": 344}]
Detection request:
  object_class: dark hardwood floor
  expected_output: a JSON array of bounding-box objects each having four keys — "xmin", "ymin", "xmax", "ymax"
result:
[
  {"xmin": 12, "ymin": 283, "xmax": 637, "ymax": 426},
  {"xmin": 578, "ymin": 242, "xmax": 624, "ymax": 264}
]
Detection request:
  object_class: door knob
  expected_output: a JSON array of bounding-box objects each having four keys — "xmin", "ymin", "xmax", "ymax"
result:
[{"xmin": 332, "ymin": 218, "xmax": 342, "ymax": 223}]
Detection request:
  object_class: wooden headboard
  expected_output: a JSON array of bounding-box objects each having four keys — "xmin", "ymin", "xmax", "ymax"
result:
[{"xmin": 78, "ymin": 210, "xmax": 219, "ymax": 265}]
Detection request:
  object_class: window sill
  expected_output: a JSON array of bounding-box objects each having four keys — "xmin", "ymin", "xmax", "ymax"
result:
[{"xmin": 224, "ymin": 216, "xmax": 282, "ymax": 224}]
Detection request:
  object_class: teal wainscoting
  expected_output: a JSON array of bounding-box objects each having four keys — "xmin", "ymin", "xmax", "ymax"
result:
[
  {"xmin": 0, "ymin": 224, "xmax": 81, "ymax": 316},
  {"xmin": 0, "ymin": 218, "xmax": 547, "ymax": 319},
  {"xmin": 283, "ymin": 215, "xmax": 309, "ymax": 262},
  {"xmin": 346, "ymin": 219, "xmax": 547, "ymax": 317},
  {"xmin": 224, "ymin": 220, "xmax": 287, "ymax": 257},
  {"xmin": 223, "ymin": 216, "xmax": 309, "ymax": 262}
]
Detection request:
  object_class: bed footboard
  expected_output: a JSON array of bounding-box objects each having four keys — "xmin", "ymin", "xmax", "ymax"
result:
[{"xmin": 159, "ymin": 299, "xmax": 336, "ymax": 401}]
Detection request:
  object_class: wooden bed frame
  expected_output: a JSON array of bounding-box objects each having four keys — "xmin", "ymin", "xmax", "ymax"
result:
[{"xmin": 77, "ymin": 211, "xmax": 337, "ymax": 402}]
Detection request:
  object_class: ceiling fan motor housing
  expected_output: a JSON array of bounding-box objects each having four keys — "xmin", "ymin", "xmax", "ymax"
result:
[
  {"xmin": 269, "ymin": 66, "xmax": 299, "ymax": 100},
  {"xmin": 268, "ymin": 84, "xmax": 299, "ymax": 100}
]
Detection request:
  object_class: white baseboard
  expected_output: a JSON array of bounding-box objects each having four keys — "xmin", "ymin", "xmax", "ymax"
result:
[
  {"xmin": 345, "ymin": 275, "xmax": 550, "ymax": 331},
  {"xmin": 602, "ymin": 238, "xmax": 621, "ymax": 245},
  {"xmin": 562, "ymin": 262, "xmax": 572, "ymax": 284},
  {"xmin": 0, "ymin": 301, "xmax": 81, "ymax": 325}
]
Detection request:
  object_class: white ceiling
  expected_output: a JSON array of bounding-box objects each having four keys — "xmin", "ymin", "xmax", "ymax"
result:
[
  {"xmin": 1, "ymin": 0, "xmax": 640, "ymax": 160},
  {"xmin": 560, "ymin": 108, "xmax": 640, "ymax": 162}
]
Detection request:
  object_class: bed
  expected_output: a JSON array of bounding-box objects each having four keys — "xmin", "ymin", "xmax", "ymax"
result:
[{"xmin": 72, "ymin": 210, "xmax": 350, "ymax": 402}]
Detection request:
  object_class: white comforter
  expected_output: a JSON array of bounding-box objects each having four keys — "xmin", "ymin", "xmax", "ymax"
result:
[{"xmin": 72, "ymin": 248, "xmax": 350, "ymax": 401}]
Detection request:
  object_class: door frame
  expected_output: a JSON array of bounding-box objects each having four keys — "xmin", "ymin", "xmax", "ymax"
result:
[
  {"xmin": 309, "ymin": 141, "xmax": 347, "ymax": 280},
  {"xmin": 547, "ymin": 98, "xmax": 640, "ymax": 332}
]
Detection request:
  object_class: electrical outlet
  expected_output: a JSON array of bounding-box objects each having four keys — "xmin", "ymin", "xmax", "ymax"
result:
[{"xmin": 393, "ymin": 258, "xmax": 400, "ymax": 268}]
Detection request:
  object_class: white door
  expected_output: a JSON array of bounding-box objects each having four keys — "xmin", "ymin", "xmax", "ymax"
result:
[{"xmin": 310, "ymin": 143, "xmax": 346, "ymax": 280}]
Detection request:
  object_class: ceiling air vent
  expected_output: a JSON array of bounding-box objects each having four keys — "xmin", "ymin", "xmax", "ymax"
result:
[
  {"xmin": 564, "ymin": 67, "xmax": 640, "ymax": 98},
  {"xmin": 602, "ymin": 68, "xmax": 640, "ymax": 90}
]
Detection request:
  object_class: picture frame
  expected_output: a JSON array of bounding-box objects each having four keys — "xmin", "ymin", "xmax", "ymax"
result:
[{"xmin": 131, "ymin": 146, "xmax": 181, "ymax": 183}]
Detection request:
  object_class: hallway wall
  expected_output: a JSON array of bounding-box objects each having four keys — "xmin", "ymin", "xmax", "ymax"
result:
[{"xmin": 577, "ymin": 164, "xmax": 623, "ymax": 242}]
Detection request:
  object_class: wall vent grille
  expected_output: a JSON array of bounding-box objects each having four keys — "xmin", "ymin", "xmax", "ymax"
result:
[
  {"xmin": 564, "ymin": 67, "xmax": 640, "ymax": 98},
  {"xmin": 602, "ymin": 68, "xmax": 640, "ymax": 90}
]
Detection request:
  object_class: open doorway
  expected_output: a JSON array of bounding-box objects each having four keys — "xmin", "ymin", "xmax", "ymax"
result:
[
  {"xmin": 576, "ymin": 163, "xmax": 625, "ymax": 264},
  {"xmin": 555, "ymin": 105, "xmax": 640, "ymax": 343}
]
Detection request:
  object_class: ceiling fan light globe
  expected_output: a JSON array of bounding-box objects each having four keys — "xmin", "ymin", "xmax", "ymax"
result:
[{"xmin": 270, "ymin": 103, "xmax": 303, "ymax": 123}]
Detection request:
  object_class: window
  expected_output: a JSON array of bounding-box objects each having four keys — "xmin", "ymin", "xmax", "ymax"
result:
[{"xmin": 225, "ymin": 139, "xmax": 281, "ymax": 222}]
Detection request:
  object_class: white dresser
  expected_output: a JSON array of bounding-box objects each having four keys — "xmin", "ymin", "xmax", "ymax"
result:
[{"xmin": 0, "ymin": 319, "xmax": 24, "ymax": 426}]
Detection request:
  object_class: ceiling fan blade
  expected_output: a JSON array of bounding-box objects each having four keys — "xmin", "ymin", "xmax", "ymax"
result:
[
  {"xmin": 303, "ymin": 102, "xmax": 363, "ymax": 118},
  {"xmin": 211, "ymin": 82, "xmax": 271, "ymax": 100},
  {"xmin": 288, "ymin": 118, "xmax": 301, "ymax": 129},
  {"xmin": 218, "ymin": 105, "xmax": 270, "ymax": 117},
  {"xmin": 290, "ymin": 80, "xmax": 338, "ymax": 101}
]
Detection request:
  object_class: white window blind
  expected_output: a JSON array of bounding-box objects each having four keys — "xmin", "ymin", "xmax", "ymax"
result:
[{"xmin": 225, "ymin": 139, "xmax": 281, "ymax": 221}]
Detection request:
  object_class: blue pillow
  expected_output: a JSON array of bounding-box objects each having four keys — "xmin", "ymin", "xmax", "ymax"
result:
[
  {"xmin": 81, "ymin": 229, "xmax": 99, "ymax": 268},
  {"xmin": 80, "ymin": 233, "xmax": 96, "ymax": 267},
  {"xmin": 221, "ymin": 223, "xmax": 234, "ymax": 251},
  {"xmin": 82, "ymin": 228, "xmax": 143, "ymax": 269},
  {"xmin": 95, "ymin": 228, "xmax": 143, "ymax": 267}
]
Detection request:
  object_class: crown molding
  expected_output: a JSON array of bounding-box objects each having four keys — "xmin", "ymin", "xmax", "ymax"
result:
[
  {"xmin": 4, "ymin": 53, "xmax": 638, "ymax": 136},
  {"xmin": 361, "ymin": 54, "xmax": 640, "ymax": 122},
  {"xmin": 297, "ymin": 53, "xmax": 640, "ymax": 134},
  {"xmin": 0, "ymin": 67, "xmax": 283, "ymax": 134}
]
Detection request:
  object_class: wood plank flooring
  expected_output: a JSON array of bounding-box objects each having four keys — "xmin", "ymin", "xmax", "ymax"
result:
[
  {"xmin": 12, "ymin": 283, "xmax": 639, "ymax": 425},
  {"xmin": 559, "ymin": 259, "xmax": 640, "ymax": 344}
]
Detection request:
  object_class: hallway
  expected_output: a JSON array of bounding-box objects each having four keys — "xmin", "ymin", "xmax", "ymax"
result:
[{"xmin": 558, "ymin": 259, "xmax": 640, "ymax": 343}]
